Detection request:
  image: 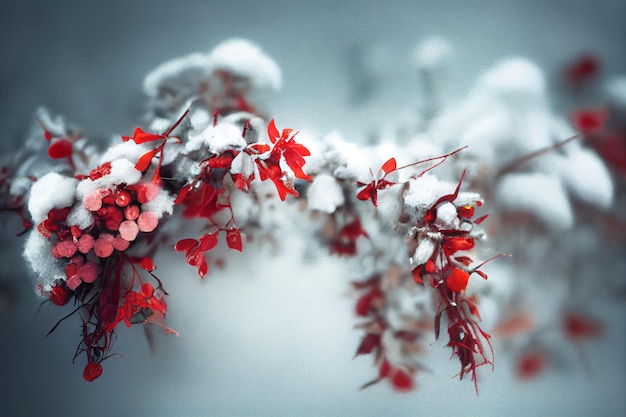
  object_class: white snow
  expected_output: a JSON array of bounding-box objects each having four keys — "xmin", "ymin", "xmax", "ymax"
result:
[
  {"xmin": 306, "ymin": 174, "xmax": 344, "ymax": 213},
  {"xmin": 186, "ymin": 122, "xmax": 246, "ymax": 154},
  {"xmin": 414, "ymin": 36, "xmax": 453, "ymax": 69},
  {"xmin": 478, "ymin": 58, "xmax": 547, "ymax": 109},
  {"xmin": 411, "ymin": 237, "xmax": 436, "ymax": 266},
  {"xmin": 66, "ymin": 202, "xmax": 94, "ymax": 229},
  {"xmin": 23, "ymin": 232, "xmax": 65, "ymax": 286},
  {"xmin": 141, "ymin": 189, "xmax": 176, "ymax": 219},
  {"xmin": 99, "ymin": 140, "xmax": 148, "ymax": 166},
  {"xmin": 208, "ymin": 38, "xmax": 282, "ymax": 91},
  {"xmin": 542, "ymin": 146, "xmax": 614, "ymax": 209},
  {"xmin": 76, "ymin": 159, "xmax": 142, "ymax": 200},
  {"xmin": 495, "ymin": 173, "xmax": 574, "ymax": 230},
  {"xmin": 143, "ymin": 52, "xmax": 212, "ymax": 98},
  {"xmin": 403, "ymin": 175, "xmax": 453, "ymax": 209},
  {"xmin": 27, "ymin": 172, "xmax": 78, "ymax": 223},
  {"xmin": 605, "ymin": 75, "xmax": 626, "ymax": 109}
]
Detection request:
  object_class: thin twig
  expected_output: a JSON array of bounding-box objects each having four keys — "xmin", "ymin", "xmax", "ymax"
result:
[{"xmin": 496, "ymin": 134, "xmax": 581, "ymax": 179}]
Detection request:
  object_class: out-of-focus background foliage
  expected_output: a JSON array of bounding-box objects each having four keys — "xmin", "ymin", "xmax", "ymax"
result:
[{"xmin": 1, "ymin": 1, "xmax": 624, "ymax": 416}]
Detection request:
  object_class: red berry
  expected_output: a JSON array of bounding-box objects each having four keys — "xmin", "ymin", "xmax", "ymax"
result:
[
  {"xmin": 49, "ymin": 283, "xmax": 72, "ymax": 306},
  {"xmin": 47, "ymin": 138, "xmax": 73, "ymax": 159},
  {"xmin": 115, "ymin": 190, "xmax": 132, "ymax": 207},
  {"xmin": 446, "ymin": 268, "xmax": 470, "ymax": 293},
  {"xmin": 83, "ymin": 362, "xmax": 103, "ymax": 382}
]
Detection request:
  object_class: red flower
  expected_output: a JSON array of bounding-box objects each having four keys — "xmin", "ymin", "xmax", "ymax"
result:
[
  {"xmin": 267, "ymin": 119, "xmax": 311, "ymax": 182},
  {"xmin": 255, "ymin": 162, "xmax": 298, "ymax": 201},
  {"xmin": 356, "ymin": 158, "xmax": 397, "ymax": 207},
  {"xmin": 174, "ymin": 232, "xmax": 219, "ymax": 278},
  {"xmin": 331, "ymin": 219, "xmax": 369, "ymax": 256},
  {"xmin": 253, "ymin": 119, "xmax": 312, "ymax": 200}
]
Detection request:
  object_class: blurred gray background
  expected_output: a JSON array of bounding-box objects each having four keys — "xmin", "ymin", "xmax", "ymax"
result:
[{"xmin": 1, "ymin": 1, "xmax": 624, "ymax": 416}]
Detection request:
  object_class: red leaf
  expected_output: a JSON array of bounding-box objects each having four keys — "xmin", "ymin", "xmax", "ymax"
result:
[
  {"xmin": 493, "ymin": 314, "xmax": 534, "ymax": 336},
  {"xmin": 174, "ymin": 238, "xmax": 198, "ymax": 252},
  {"xmin": 442, "ymin": 237, "xmax": 475, "ymax": 255},
  {"xmin": 356, "ymin": 184, "xmax": 373, "ymax": 200},
  {"xmin": 247, "ymin": 143, "xmax": 271, "ymax": 154},
  {"xmin": 186, "ymin": 250, "xmax": 204, "ymax": 266},
  {"xmin": 338, "ymin": 219, "xmax": 368, "ymax": 239},
  {"xmin": 379, "ymin": 359, "xmax": 391, "ymax": 378},
  {"xmin": 139, "ymin": 257, "xmax": 156, "ymax": 272},
  {"xmin": 517, "ymin": 351, "xmax": 547, "ymax": 380},
  {"xmin": 141, "ymin": 283, "xmax": 155, "ymax": 298},
  {"xmin": 174, "ymin": 183, "xmax": 194, "ymax": 205},
  {"xmin": 473, "ymin": 270, "xmax": 489, "ymax": 280},
  {"xmin": 565, "ymin": 54, "xmax": 599, "ymax": 85},
  {"xmin": 571, "ymin": 109, "xmax": 608, "ymax": 134},
  {"xmin": 446, "ymin": 268, "xmax": 470, "ymax": 293},
  {"xmin": 474, "ymin": 214, "xmax": 489, "ymax": 225},
  {"xmin": 563, "ymin": 311, "xmax": 603, "ymax": 341},
  {"xmin": 283, "ymin": 148, "xmax": 312, "ymax": 181},
  {"xmin": 391, "ymin": 369, "xmax": 414, "ymax": 391},
  {"xmin": 454, "ymin": 256, "xmax": 473, "ymax": 266},
  {"xmin": 135, "ymin": 150, "xmax": 156, "ymax": 171},
  {"xmin": 267, "ymin": 119, "xmax": 280, "ymax": 144},
  {"xmin": 127, "ymin": 127, "xmax": 166, "ymax": 144},
  {"xmin": 198, "ymin": 259, "xmax": 208, "ymax": 278},
  {"xmin": 226, "ymin": 228, "xmax": 243, "ymax": 252},
  {"xmin": 47, "ymin": 139, "xmax": 73, "ymax": 159},
  {"xmin": 355, "ymin": 293, "xmax": 372, "ymax": 316},
  {"xmin": 199, "ymin": 232, "xmax": 219, "ymax": 251},
  {"xmin": 83, "ymin": 362, "xmax": 103, "ymax": 382},
  {"xmin": 354, "ymin": 333, "xmax": 380, "ymax": 357},
  {"xmin": 280, "ymin": 128, "xmax": 294, "ymax": 141},
  {"xmin": 380, "ymin": 157, "xmax": 396, "ymax": 176},
  {"xmin": 411, "ymin": 268, "xmax": 423, "ymax": 285}
]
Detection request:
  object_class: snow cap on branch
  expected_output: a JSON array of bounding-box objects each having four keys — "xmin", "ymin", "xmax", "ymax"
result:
[
  {"xmin": 76, "ymin": 159, "xmax": 142, "ymax": 200},
  {"xmin": 28, "ymin": 172, "xmax": 78, "ymax": 223},
  {"xmin": 208, "ymin": 38, "xmax": 282, "ymax": 92},
  {"xmin": 307, "ymin": 174, "xmax": 345, "ymax": 213},
  {"xmin": 144, "ymin": 53, "xmax": 212, "ymax": 98},
  {"xmin": 186, "ymin": 122, "xmax": 247, "ymax": 154},
  {"xmin": 495, "ymin": 173, "xmax": 573, "ymax": 230}
]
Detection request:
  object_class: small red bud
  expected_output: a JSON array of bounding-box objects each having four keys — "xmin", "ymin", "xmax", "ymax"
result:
[{"xmin": 83, "ymin": 362, "xmax": 103, "ymax": 382}]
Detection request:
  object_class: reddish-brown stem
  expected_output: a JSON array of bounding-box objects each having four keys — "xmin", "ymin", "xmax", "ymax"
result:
[
  {"xmin": 164, "ymin": 109, "xmax": 190, "ymax": 137},
  {"xmin": 394, "ymin": 146, "xmax": 468, "ymax": 173},
  {"xmin": 242, "ymin": 119, "xmax": 251, "ymax": 138},
  {"xmin": 470, "ymin": 253, "xmax": 512, "ymax": 273},
  {"xmin": 496, "ymin": 134, "xmax": 581, "ymax": 179}
]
